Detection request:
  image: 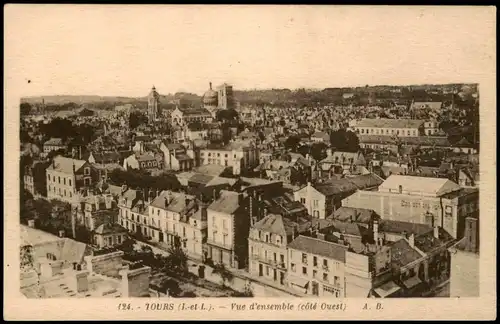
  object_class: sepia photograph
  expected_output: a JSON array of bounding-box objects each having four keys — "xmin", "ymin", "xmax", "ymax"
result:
[{"xmin": 4, "ymin": 4, "xmax": 496, "ymax": 321}]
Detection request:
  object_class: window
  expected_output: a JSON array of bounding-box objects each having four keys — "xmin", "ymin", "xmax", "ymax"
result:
[
  {"xmin": 183, "ymin": 227, "xmax": 186, "ymax": 237},
  {"xmin": 157, "ymin": 209, "xmax": 160, "ymax": 216},
  {"xmin": 117, "ymin": 235, "xmax": 122, "ymax": 244},
  {"xmin": 63, "ymin": 178, "xmax": 66, "ymax": 185},
  {"xmin": 266, "ymin": 266, "xmax": 270, "ymax": 276},
  {"xmin": 47, "ymin": 174, "xmax": 50, "ymax": 181},
  {"xmin": 302, "ymin": 253, "xmax": 307, "ymax": 264},
  {"xmin": 223, "ymin": 219, "xmax": 227, "ymax": 230},
  {"xmin": 302, "ymin": 267, "xmax": 307, "ymax": 275},
  {"xmin": 212, "ymin": 217, "xmax": 216, "ymax": 227},
  {"xmin": 313, "ymin": 200, "xmax": 319, "ymax": 207},
  {"xmin": 300, "ymin": 198, "xmax": 306, "ymax": 204},
  {"xmin": 84, "ymin": 167, "xmax": 90, "ymax": 175},
  {"xmin": 313, "ymin": 270, "xmax": 317, "ymax": 278},
  {"xmin": 398, "ymin": 185, "xmax": 403, "ymax": 194},
  {"xmin": 323, "ymin": 259, "xmax": 328, "ymax": 268},
  {"xmin": 313, "ymin": 256, "xmax": 318, "ymax": 267},
  {"xmin": 69, "ymin": 179, "xmax": 72, "ymax": 186},
  {"xmin": 58, "ymin": 176, "xmax": 60, "ymax": 184},
  {"xmin": 273, "ymin": 252, "xmax": 277, "ymax": 262},
  {"xmin": 323, "ymin": 273, "xmax": 328, "ymax": 281},
  {"xmin": 291, "ymin": 263, "xmax": 296, "ymax": 272},
  {"xmin": 265, "ymin": 234, "xmax": 269, "ymax": 243}
]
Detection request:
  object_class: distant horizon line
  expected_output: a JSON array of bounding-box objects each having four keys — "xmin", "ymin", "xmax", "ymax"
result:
[{"xmin": 21, "ymin": 82, "xmax": 478, "ymax": 99}]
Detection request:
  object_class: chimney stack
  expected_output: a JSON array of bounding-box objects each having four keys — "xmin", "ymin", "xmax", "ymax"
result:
[
  {"xmin": 71, "ymin": 270, "xmax": 89, "ymax": 293},
  {"xmin": 28, "ymin": 219, "xmax": 35, "ymax": 228},
  {"xmin": 408, "ymin": 233, "xmax": 415, "ymax": 248},
  {"xmin": 59, "ymin": 229, "xmax": 65, "ymax": 238},
  {"xmin": 373, "ymin": 220, "xmax": 379, "ymax": 245},
  {"xmin": 433, "ymin": 225, "xmax": 439, "ymax": 239}
]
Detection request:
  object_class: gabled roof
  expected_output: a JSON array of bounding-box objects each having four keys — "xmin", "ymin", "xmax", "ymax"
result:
[
  {"xmin": 356, "ymin": 118, "xmax": 424, "ymax": 129},
  {"xmin": 208, "ymin": 190, "xmax": 242, "ymax": 215},
  {"xmin": 390, "ymin": 239, "xmax": 423, "ymax": 267},
  {"xmin": 287, "ymin": 235, "xmax": 348, "ymax": 262},
  {"xmin": 252, "ymin": 213, "xmax": 288, "ymax": 236},
  {"xmin": 94, "ymin": 223, "xmax": 128, "ymax": 235},
  {"xmin": 379, "ymin": 175, "xmax": 461, "ymax": 197},
  {"xmin": 47, "ymin": 156, "xmax": 87, "ymax": 174}
]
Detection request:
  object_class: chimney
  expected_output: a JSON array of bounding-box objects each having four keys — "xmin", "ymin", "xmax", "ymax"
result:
[
  {"xmin": 408, "ymin": 233, "xmax": 415, "ymax": 248},
  {"xmin": 71, "ymin": 270, "xmax": 89, "ymax": 293},
  {"xmin": 28, "ymin": 219, "xmax": 35, "ymax": 228},
  {"xmin": 52, "ymin": 159, "xmax": 56, "ymax": 169},
  {"xmin": 373, "ymin": 220, "xmax": 379, "ymax": 245},
  {"xmin": 73, "ymin": 162, "xmax": 76, "ymax": 174},
  {"xmin": 59, "ymin": 229, "xmax": 65, "ymax": 238},
  {"xmin": 121, "ymin": 185, "xmax": 128, "ymax": 194},
  {"xmin": 94, "ymin": 195, "xmax": 100, "ymax": 211},
  {"xmin": 326, "ymin": 148, "xmax": 332, "ymax": 157},
  {"xmin": 433, "ymin": 226, "xmax": 439, "ymax": 239}
]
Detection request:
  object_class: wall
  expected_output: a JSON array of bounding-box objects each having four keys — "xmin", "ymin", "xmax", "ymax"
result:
[
  {"xmin": 294, "ymin": 185, "xmax": 326, "ymax": 219},
  {"xmin": 449, "ymin": 249, "xmax": 479, "ymax": 297},
  {"xmin": 46, "ymin": 169, "xmax": 76, "ymax": 203},
  {"xmin": 287, "ymin": 247, "xmax": 345, "ymax": 297},
  {"xmin": 85, "ymin": 251, "xmax": 124, "ymax": 278},
  {"xmin": 120, "ymin": 266, "xmax": 152, "ymax": 297}
]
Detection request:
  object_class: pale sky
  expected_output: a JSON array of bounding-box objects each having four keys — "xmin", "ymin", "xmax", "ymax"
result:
[{"xmin": 5, "ymin": 5, "xmax": 496, "ymax": 97}]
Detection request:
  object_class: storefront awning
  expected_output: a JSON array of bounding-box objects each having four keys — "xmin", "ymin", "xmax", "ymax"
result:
[
  {"xmin": 374, "ymin": 281, "xmax": 402, "ymax": 298},
  {"xmin": 289, "ymin": 277, "xmax": 309, "ymax": 288},
  {"xmin": 402, "ymin": 276, "xmax": 422, "ymax": 289}
]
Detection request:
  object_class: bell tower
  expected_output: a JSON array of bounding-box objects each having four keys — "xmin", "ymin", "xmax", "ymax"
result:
[{"xmin": 148, "ymin": 85, "xmax": 160, "ymax": 122}]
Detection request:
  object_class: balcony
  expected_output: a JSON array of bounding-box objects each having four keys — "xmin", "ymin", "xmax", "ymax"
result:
[{"xmin": 206, "ymin": 238, "xmax": 233, "ymax": 251}]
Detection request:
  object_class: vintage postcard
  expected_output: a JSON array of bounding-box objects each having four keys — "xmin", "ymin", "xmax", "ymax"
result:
[{"xmin": 4, "ymin": 4, "xmax": 496, "ymax": 321}]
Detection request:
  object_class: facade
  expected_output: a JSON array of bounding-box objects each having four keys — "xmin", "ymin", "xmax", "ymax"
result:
[
  {"xmin": 75, "ymin": 194, "xmax": 116, "ymax": 231},
  {"xmin": 341, "ymin": 175, "xmax": 479, "ymax": 239},
  {"xmin": 248, "ymin": 214, "xmax": 295, "ymax": 287},
  {"xmin": 206, "ymin": 191, "xmax": 250, "ymax": 269},
  {"xmin": 448, "ymin": 216, "xmax": 479, "ymax": 297},
  {"xmin": 199, "ymin": 141, "xmax": 259, "ymax": 176},
  {"xmin": 46, "ymin": 156, "xmax": 99, "ymax": 204},
  {"xmin": 148, "ymin": 191, "xmax": 207, "ymax": 260},
  {"xmin": 92, "ymin": 223, "xmax": 128, "ymax": 249},
  {"xmin": 43, "ymin": 138, "xmax": 67, "ymax": 154},
  {"xmin": 159, "ymin": 142, "xmax": 194, "ymax": 171},
  {"xmin": 147, "ymin": 86, "xmax": 160, "ymax": 122},
  {"xmin": 287, "ymin": 235, "xmax": 347, "ymax": 296},
  {"xmin": 354, "ymin": 118, "xmax": 425, "ymax": 137},
  {"xmin": 23, "ymin": 165, "xmax": 36, "ymax": 196},
  {"xmin": 123, "ymin": 153, "xmax": 164, "ymax": 172},
  {"xmin": 170, "ymin": 106, "xmax": 212, "ymax": 126}
]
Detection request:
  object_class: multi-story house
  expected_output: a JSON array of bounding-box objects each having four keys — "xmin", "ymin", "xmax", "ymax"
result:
[
  {"xmin": 353, "ymin": 118, "xmax": 425, "ymax": 137},
  {"xmin": 199, "ymin": 140, "xmax": 259, "ymax": 176},
  {"xmin": 43, "ymin": 137, "xmax": 67, "ymax": 154},
  {"xmin": 287, "ymin": 235, "xmax": 348, "ymax": 297},
  {"xmin": 148, "ymin": 191, "xmax": 207, "ymax": 261},
  {"xmin": 75, "ymin": 194, "xmax": 116, "ymax": 231},
  {"xmin": 248, "ymin": 213, "xmax": 298, "ymax": 287},
  {"xmin": 294, "ymin": 175, "xmax": 382, "ymax": 219},
  {"xmin": 341, "ymin": 174, "xmax": 479, "ymax": 239},
  {"xmin": 170, "ymin": 106, "xmax": 213, "ymax": 126},
  {"xmin": 159, "ymin": 142, "xmax": 194, "ymax": 171},
  {"xmin": 23, "ymin": 165, "xmax": 35, "ymax": 196},
  {"xmin": 117, "ymin": 187, "xmax": 149, "ymax": 237},
  {"xmin": 206, "ymin": 190, "xmax": 250, "ymax": 269},
  {"xmin": 46, "ymin": 156, "xmax": 99, "ymax": 204},
  {"xmin": 92, "ymin": 223, "xmax": 128, "ymax": 249},
  {"xmin": 318, "ymin": 150, "xmax": 366, "ymax": 178},
  {"xmin": 123, "ymin": 152, "xmax": 164, "ymax": 172}
]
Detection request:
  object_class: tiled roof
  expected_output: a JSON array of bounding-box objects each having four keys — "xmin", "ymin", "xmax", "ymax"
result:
[
  {"xmin": 252, "ymin": 213, "xmax": 288, "ymax": 236},
  {"xmin": 414, "ymin": 227, "xmax": 455, "ymax": 253},
  {"xmin": 379, "ymin": 220, "xmax": 433, "ymax": 236},
  {"xmin": 288, "ymin": 235, "xmax": 348, "ymax": 262},
  {"xmin": 332, "ymin": 207, "xmax": 379, "ymax": 224},
  {"xmin": 208, "ymin": 190, "xmax": 242, "ymax": 215},
  {"xmin": 356, "ymin": 118, "xmax": 424, "ymax": 129},
  {"xmin": 44, "ymin": 138, "xmax": 65, "ymax": 146},
  {"xmin": 390, "ymin": 239, "xmax": 423, "ymax": 267},
  {"xmin": 150, "ymin": 191, "xmax": 196, "ymax": 214},
  {"xmin": 47, "ymin": 156, "xmax": 87, "ymax": 174},
  {"xmin": 94, "ymin": 223, "xmax": 128, "ymax": 235}
]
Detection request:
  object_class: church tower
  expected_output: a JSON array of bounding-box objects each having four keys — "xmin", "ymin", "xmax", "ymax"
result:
[{"xmin": 147, "ymin": 85, "xmax": 160, "ymax": 122}]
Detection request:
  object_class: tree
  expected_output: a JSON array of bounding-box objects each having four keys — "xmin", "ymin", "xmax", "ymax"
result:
[
  {"xmin": 330, "ymin": 129, "xmax": 360, "ymax": 152},
  {"xmin": 129, "ymin": 111, "xmax": 148, "ymax": 129},
  {"xmin": 211, "ymin": 263, "xmax": 234, "ymax": 287},
  {"xmin": 160, "ymin": 278, "xmax": 182, "ymax": 297},
  {"xmin": 310, "ymin": 142, "xmax": 327, "ymax": 161},
  {"xmin": 284, "ymin": 135, "xmax": 301, "ymax": 152},
  {"xmin": 165, "ymin": 236, "xmax": 188, "ymax": 275},
  {"xmin": 20, "ymin": 102, "xmax": 32, "ymax": 116}
]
